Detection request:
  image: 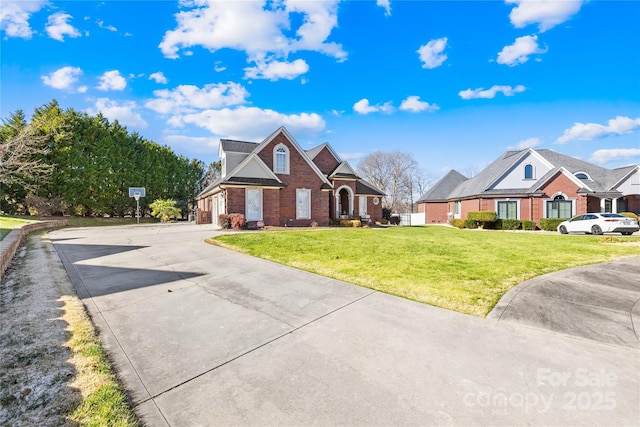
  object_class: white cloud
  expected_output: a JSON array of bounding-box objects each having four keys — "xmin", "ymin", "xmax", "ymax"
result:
[
  {"xmin": 96, "ymin": 19, "xmax": 117, "ymax": 32},
  {"xmin": 41, "ymin": 66, "xmax": 83, "ymax": 91},
  {"xmin": 417, "ymin": 37, "xmax": 448, "ymax": 69},
  {"xmin": 590, "ymin": 149, "xmax": 640, "ymax": 165},
  {"xmin": 45, "ymin": 12, "xmax": 81, "ymax": 42},
  {"xmin": 497, "ymin": 35, "xmax": 546, "ymax": 66},
  {"xmin": 353, "ymin": 99, "xmax": 394, "ymax": 115},
  {"xmin": 244, "ymin": 58, "xmax": 309, "ymax": 81},
  {"xmin": 159, "ymin": 0, "xmax": 345, "ymax": 80},
  {"xmin": 145, "ymin": 82, "xmax": 249, "ymax": 114},
  {"xmin": 87, "ymin": 98, "xmax": 148, "ymax": 129},
  {"xmin": 161, "ymin": 134, "xmax": 220, "ymax": 154},
  {"xmin": 507, "ymin": 0, "xmax": 585, "ymax": 32},
  {"xmin": 459, "ymin": 85, "xmax": 526, "ymax": 100},
  {"xmin": 510, "ymin": 137, "xmax": 541, "ymax": 150},
  {"xmin": 399, "ymin": 96, "xmax": 439, "ymax": 113},
  {"xmin": 0, "ymin": 0, "xmax": 46, "ymax": 39},
  {"xmin": 172, "ymin": 106, "xmax": 325, "ymax": 141},
  {"xmin": 339, "ymin": 152, "xmax": 366, "ymax": 161},
  {"xmin": 149, "ymin": 72, "xmax": 168, "ymax": 84},
  {"xmin": 556, "ymin": 116, "xmax": 640, "ymax": 144},
  {"xmin": 377, "ymin": 0, "xmax": 391, "ymax": 17},
  {"xmin": 97, "ymin": 70, "xmax": 127, "ymax": 91}
]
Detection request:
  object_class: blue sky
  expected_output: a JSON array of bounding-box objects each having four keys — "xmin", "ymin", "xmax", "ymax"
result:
[{"xmin": 2, "ymin": 0, "xmax": 639, "ymax": 179}]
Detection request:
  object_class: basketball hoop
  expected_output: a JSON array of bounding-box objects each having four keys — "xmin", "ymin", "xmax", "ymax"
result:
[{"xmin": 129, "ymin": 187, "xmax": 146, "ymax": 224}]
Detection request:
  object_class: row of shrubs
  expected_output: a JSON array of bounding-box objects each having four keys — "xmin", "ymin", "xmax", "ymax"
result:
[
  {"xmin": 219, "ymin": 214, "xmax": 360, "ymax": 229},
  {"xmin": 451, "ymin": 211, "xmax": 560, "ymax": 231},
  {"xmin": 451, "ymin": 217, "xmax": 538, "ymax": 231},
  {"xmin": 451, "ymin": 211, "xmax": 639, "ymax": 232}
]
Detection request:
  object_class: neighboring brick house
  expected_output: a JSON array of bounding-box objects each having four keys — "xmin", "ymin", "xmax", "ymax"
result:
[
  {"xmin": 416, "ymin": 148, "xmax": 640, "ymax": 225},
  {"xmin": 196, "ymin": 127, "xmax": 384, "ymax": 227}
]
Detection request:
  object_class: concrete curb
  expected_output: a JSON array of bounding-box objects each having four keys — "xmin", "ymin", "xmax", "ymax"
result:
[{"xmin": 1, "ymin": 219, "xmax": 68, "ymax": 276}]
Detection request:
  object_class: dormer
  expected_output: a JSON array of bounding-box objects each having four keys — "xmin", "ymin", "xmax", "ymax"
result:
[
  {"xmin": 574, "ymin": 171, "xmax": 592, "ymax": 181},
  {"xmin": 219, "ymin": 139, "xmax": 257, "ymax": 178}
]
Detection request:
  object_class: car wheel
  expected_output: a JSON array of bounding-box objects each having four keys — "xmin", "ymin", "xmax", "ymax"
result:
[
  {"xmin": 559, "ymin": 225, "xmax": 568, "ymax": 234},
  {"xmin": 621, "ymin": 232, "xmax": 632, "ymax": 236},
  {"xmin": 591, "ymin": 225, "xmax": 603, "ymax": 235}
]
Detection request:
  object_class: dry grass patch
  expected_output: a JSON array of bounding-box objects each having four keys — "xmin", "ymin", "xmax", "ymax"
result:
[{"xmin": 0, "ymin": 232, "xmax": 139, "ymax": 426}]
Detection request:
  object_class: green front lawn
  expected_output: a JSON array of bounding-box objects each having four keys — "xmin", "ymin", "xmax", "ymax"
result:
[
  {"xmin": 211, "ymin": 227, "xmax": 640, "ymax": 316},
  {"xmin": 0, "ymin": 216, "xmax": 40, "ymax": 240}
]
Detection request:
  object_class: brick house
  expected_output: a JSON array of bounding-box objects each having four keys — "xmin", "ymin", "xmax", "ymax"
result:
[
  {"xmin": 416, "ymin": 148, "xmax": 640, "ymax": 225},
  {"xmin": 196, "ymin": 127, "xmax": 384, "ymax": 227}
]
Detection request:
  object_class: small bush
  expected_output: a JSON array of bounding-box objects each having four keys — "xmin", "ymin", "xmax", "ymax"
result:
[
  {"xmin": 501, "ymin": 219, "xmax": 521, "ymax": 230},
  {"xmin": 467, "ymin": 211, "xmax": 498, "ymax": 229},
  {"xmin": 218, "ymin": 214, "xmax": 231, "ymax": 229},
  {"xmin": 230, "ymin": 213, "xmax": 246, "ymax": 229},
  {"xmin": 619, "ymin": 212, "xmax": 638, "ymax": 220},
  {"xmin": 150, "ymin": 199, "xmax": 181, "ymax": 223},
  {"xmin": 218, "ymin": 214, "xmax": 246, "ymax": 229},
  {"xmin": 522, "ymin": 220, "xmax": 536, "ymax": 230},
  {"xmin": 339, "ymin": 219, "xmax": 361, "ymax": 227},
  {"xmin": 540, "ymin": 218, "xmax": 567, "ymax": 231},
  {"xmin": 382, "ymin": 207, "xmax": 392, "ymax": 220},
  {"xmin": 464, "ymin": 219, "xmax": 477, "ymax": 229},
  {"xmin": 451, "ymin": 219, "xmax": 466, "ymax": 229}
]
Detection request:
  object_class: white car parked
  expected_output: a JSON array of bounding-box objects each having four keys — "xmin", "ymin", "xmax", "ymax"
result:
[{"xmin": 557, "ymin": 213, "xmax": 639, "ymax": 236}]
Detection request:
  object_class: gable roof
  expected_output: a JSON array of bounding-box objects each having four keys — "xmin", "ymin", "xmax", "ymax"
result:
[
  {"xmin": 306, "ymin": 142, "xmax": 342, "ymax": 163},
  {"xmin": 418, "ymin": 148, "xmax": 639, "ymax": 202},
  {"xmin": 328, "ymin": 161, "xmax": 359, "ymax": 179},
  {"xmin": 417, "ymin": 169, "xmax": 468, "ymax": 202},
  {"xmin": 220, "ymin": 139, "xmax": 257, "ymax": 154},
  {"xmin": 253, "ymin": 127, "xmax": 333, "ymax": 188},
  {"xmin": 198, "ymin": 127, "xmax": 333, "ymax": 199}
]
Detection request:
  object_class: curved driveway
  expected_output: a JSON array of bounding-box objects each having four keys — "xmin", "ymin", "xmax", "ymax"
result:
[{"xmin": 51, "ymin": 224, "xmax": 639, "ymax": 427}]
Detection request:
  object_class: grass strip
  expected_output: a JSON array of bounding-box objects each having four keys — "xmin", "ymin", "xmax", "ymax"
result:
[{"xmin": 62, "ymin": 296, "xmax": 140, "ymax": 426}]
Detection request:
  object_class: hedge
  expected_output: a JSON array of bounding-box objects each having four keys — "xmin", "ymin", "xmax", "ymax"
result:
[
  {"xmin": 451, "ymin": 219, "xmax": 465, "ymax": 229},
  {"xmin": 466, "ymin": 211, "xmax": 498, "ymax": 229},
  {"xmin": 539, "ymin": 218, "xmax": 567, "ymax": 231},
  {"xmin": 522, "ymin": 220, "xmax": 536, "ymax": 230},
  {"xmin": 500, "ymin": 219, "xmax": 521, "ymax": 230}
]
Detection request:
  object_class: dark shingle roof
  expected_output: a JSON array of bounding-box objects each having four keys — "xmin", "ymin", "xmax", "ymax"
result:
[
  {"xmin": 356, "ymin": 179, "xmax": 385, "ymax": 196},
  {"xmin": 418, "ymin": 148, "xmax": 638, "ymax": 202},
  {"xmin": 220, "ymin": 139, "xmax": 257, "ymax": 153},
  {"xmin": 417, "ymin": 169, "xmax": 468, "ymax": 202},
  {"xmin": 225, "ymin": 177, "xmax": 284, "ymax": 187}
]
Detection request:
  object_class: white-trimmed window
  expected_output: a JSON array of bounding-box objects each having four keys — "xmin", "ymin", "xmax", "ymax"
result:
[
  {"xmin": 546, "ymin": 195, "xmax": 572, "ymax": 219},
  {"xmin": 245, "ymin": 188, "xmax": 263, "ymax": 221},
  {"xmin": 273, "ymin": 144, "xmax": 289, "ymax": 174},
  {"xmin": 359, "ymin": 196, "xmax": 367, "ymax": 217},
  {"xmin": 524, "ymin": 164, "xmax": 534, "ymax": 179},
  {"xmin": 296, "ymin": 188, "xmax": 311, "ymax": 219},
  {"xmin": 497, "ymin": 200, "xmax": 518, "ymax": 219},
  {"xmin": 453, "ymin": 201, "xmax": 461, "ymax": 219}
]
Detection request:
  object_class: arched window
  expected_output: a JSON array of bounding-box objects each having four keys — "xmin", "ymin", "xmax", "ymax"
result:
[
  {"xmin": 575, "ymin": 172, "xmax": 590, "ymax": 180},
  {"xmin": 273, "ymin": 144, "xmax": 289, "ymax": 174},
  {"xmin": 524, "ymin": 164, "xmax": 534, "ymax": 179}
]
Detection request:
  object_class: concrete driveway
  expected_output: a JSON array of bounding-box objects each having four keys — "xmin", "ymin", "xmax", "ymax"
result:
[{"xmin": 51, "ymin": 224, "xmax": 640, "ymax": 426}]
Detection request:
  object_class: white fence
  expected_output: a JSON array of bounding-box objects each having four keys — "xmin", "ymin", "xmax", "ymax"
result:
[{"xmin": 399, "ymin": 213, "xmax": 426, "ymax": 226}]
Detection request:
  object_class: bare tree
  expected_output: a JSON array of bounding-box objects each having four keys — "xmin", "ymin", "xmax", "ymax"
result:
[
  {"xmin": 357, "ymin": 151, "xmax": 424, "ymax": 213},
  {"xmin": 0, "ymin": 125, "xmax": 53, "ymax": 191},
  {"xmin": 405, "ymin": 166, "xmax": 434, "ymax": 212}
]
